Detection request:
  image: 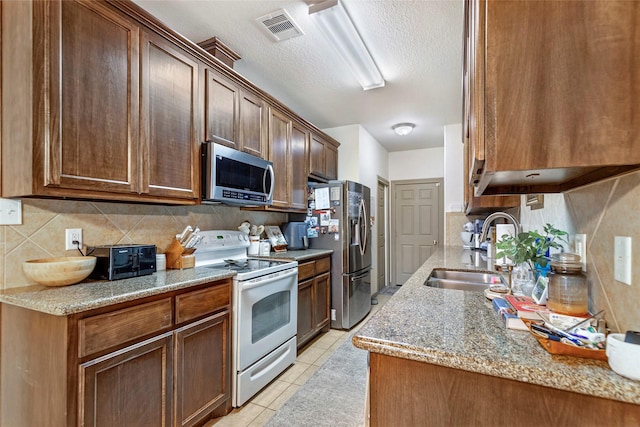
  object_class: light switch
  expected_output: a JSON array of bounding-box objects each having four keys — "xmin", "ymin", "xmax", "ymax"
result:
[
  {"xmin": 614, "ymin": 236, "xmax": 632, "ymax": 285},
  {"xmin": 0, "ymin": 198, "xmax": 22, "ymax": 225}
]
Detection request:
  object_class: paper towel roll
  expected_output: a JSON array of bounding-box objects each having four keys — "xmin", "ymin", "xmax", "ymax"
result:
[
  {"xmin": 495, "ymin": 224, "xmax": 516, "ymax": 265},
  {"xmin": 495, "ymin": 224, "xmax": 515, "ymax": 240}
]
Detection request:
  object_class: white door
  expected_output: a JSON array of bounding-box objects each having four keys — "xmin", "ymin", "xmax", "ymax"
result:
[{"xmin": 392, "ymin": 179, "xmax": 443, "ymax": 285}]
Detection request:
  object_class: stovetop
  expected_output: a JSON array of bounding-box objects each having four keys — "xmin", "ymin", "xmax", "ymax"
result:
[
  {"xmin": 206, "ymin": 258, "xmax": 294, "ymax": 273},
  {"xmin": 194, "ymin": 230, "xmax": 297, "ymax": 280}
]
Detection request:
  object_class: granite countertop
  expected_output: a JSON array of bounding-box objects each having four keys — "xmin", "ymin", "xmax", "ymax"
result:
[
  {"xmin": 0, "ymin": 249, "xmax": 334, "ymax": 316},
  {"xmin": 0, "ymin": 267, "xmax": 235, "ymax": 316},
  {"xmin": 353, "ymin": 246, "xmax": 640, "ymax": 405}
]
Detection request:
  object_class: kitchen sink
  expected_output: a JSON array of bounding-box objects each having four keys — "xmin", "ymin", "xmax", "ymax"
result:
[{"xmin": 424, "ymin": 269, "xmax": 506, "ymax": 292}]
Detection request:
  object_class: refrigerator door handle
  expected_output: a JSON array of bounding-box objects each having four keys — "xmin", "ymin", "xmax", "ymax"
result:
[
  {"xmin": 349, "ymin": 268, "xmax": 371, "ymax": 282},
  {"xmin": 358, "ymin": 198, "xmax": 368, "ymax": 256}
]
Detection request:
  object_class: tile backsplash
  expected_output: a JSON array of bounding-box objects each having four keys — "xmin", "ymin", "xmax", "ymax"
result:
[
  {"xmin": 448, "ymin": 171, "xmax": 640, "ymax": 333},
  {"xmin": 0, "ymin": 198, "xmax": 286, "ymax": 290}
]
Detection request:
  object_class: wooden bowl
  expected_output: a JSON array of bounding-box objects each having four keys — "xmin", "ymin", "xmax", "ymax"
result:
[{"xmin": 22, "ymin": 256, "xmax": 97, "ymax": 286}]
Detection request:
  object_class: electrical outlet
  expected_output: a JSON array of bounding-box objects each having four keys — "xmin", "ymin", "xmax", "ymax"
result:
[
  {"xmin": 0, "ymin": 198, "xmax": 22, "ymax": 225},
  {"xmin": 614, "ymin": 236, "xmax": 632, "ymax": 285},
  {"xmin": 65, "ymin": 228, "xmax": 83, "ymax": 251}
]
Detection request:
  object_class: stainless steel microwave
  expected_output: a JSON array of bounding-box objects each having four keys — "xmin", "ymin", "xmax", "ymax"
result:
[{"xmin": 202, "ymin": 140, "xmax": 274, "ymax": 206}]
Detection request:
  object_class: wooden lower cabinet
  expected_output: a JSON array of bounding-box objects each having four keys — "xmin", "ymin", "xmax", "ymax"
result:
[
  {"xmin": 0, "ymin": 279, "xmax": 232, "ymax": 427},
  {"xmin": 368, "ymin": 352, "xmax": 640, "ymax": 427},
  {"xmin": 297, "ymin": 255, "xmax": 331, "ymax": 349},
  {"xmin": 175, "ymin": 313, "xmax": 230, "ymax": 427},
  {"xmin": 79, "ymin": 332, "xmax": 175, "ymax": 426}
]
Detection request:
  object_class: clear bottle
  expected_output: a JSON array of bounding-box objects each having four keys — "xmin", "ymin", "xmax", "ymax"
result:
[{"xmin": 547, "ymin": 253, "xmax": 588, "ymax": 315}]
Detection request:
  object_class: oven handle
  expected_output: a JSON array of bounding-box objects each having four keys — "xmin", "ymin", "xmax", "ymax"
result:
[{"xmin": 240, "ymin": 267, "xmax": 298, "ymax": 290}]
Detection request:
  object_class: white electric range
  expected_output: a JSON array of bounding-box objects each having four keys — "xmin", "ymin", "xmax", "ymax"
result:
[{"xmin": 194, "ymin": 230, "xmax": 298, "ymax": 407}]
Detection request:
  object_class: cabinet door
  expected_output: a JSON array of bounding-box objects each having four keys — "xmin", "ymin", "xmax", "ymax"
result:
[
  {"xmin": 140, "ymin": 31, "xmax": 199, "ymax": 200},
  {"xmin": 325, "ymin": 143, "xmax": 338, "ymax": 180},
  {"xmin": 309, "ymin": 133, "xmax": 338, "ymax": 181},
  {"xmin": 313, "ymin": 272, "xmax": 331, "ymax": 331},
  {"xmin": 175, "ymin": 312, "xmax": 231, "ymax": 427},
  {"xmin": 309, "ymin": 134, "xmax": 326, "ymax": 178},
  {"xmin": 239, "ymin": 90, "xmax": 267, "ymax": 158},
  {"xmin": 44, "ymin": 0, "xmax": 140, "ymax": 194},
  {"xmin": 79, "ymin": 332, "xmax": 174, "ymax": 427},
  {"xmin": 297, "ymin": 279, "xmax": 315, "ymax": 348},
  {"xmin": 486, "ymin": 0, "xmax": 640, "ymax": 172},
  {"xmin": 268, "ymin": 108, "xmax": 292, "ymax": 208},
  {"xmin": 290, "ymin": 122, "xmax": 309, "ymax": 210},
  {"xmin": 467, "ymin": 0, "xmax": 485, "ymax": 188},
  {"xmin": 205, "ymin": 70, "xmax": 239, "ymax": 148}
]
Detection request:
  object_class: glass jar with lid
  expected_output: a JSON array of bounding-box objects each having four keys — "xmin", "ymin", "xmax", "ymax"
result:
[{"xmin": 547, "ymin": 253, "xmax": 588, "ymax": 315}]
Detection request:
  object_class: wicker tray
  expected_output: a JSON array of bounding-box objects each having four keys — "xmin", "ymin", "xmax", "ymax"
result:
[{"xmin": 525, "ymin": 321, "xmax": 608, "ymax": 361}]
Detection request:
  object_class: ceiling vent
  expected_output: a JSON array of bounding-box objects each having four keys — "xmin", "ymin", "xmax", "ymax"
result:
[{"xmin": 256, "ymin": 9, "xmax": 304, "ymax": 42}]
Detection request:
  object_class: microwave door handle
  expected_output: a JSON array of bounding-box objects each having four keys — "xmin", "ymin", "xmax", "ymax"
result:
[{"xmin": 264, "ymin": 164, "xmax": 275, "ymax": 201}]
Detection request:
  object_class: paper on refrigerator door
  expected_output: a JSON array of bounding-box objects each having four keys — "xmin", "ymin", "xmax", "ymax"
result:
[
  {"xmin": 315, "ymin": 187, "xmax": 331, "ymax": 209},
  {"xmin": 319, "ymin": 211, "xmax": 331, "ymax": 226}
]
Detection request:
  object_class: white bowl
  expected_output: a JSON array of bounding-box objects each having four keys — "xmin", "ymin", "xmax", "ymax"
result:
[
  {"xmin": 22, "ymin": 256, "xmax": 97, "ymax": 287},
  {"xmin": 460, "ymin": 231, "xmax": 474, "ymax": 246},
  {"xmin": 606, "ymin": 333, "xmax": 640, "ymax": 381}
]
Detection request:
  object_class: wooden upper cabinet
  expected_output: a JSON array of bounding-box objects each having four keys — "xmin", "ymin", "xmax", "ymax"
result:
[
  {"xmin": 325, "ymin": 143, "xmax": 338, "ymax": 180},
  {"xmin": 204, "ymin": 70, "xmax": 267, "ymax": 158},
  {"xmin": 462, "ymin": 0, "xmax": 518, "ymax": 214},
  {"xmin": 2, "ymin": 0, "xmax": 200, "ymax": 203},
  {"xmin": 239, "ymin": 90, "xmax": 267, "ymax": 159},
  {"xmin": 268, "ymin": 108, "xmax": 291, "ymax": 209},
  {"xmin": 204, "ymin": 71, "xmax": 239, "ymax": 149},
  {"xmin": 43, "ymin": 0, "xmax": 141, "ymax": 195},
  {"xmin": 265, "ymin": 109, "xmax": 308, "ymax": 212},
  {"xmin": 309, "ymin": 133, "xmax": 338, "ymax": 181},
  {"xmin": 290, "ymin": 122, "xmax": 309, "ymax": 210},
  {"xmin": 141, "ymin": 30, "xmax": 199, "ymax": 200},
  {"xmin": 467, "ymin": 0, "xmax": 640, "ymax": 196}
]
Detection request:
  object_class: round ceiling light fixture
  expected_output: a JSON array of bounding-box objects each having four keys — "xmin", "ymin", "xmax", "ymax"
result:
[{"xmin": 392, "ymin": 123, "xmax": 415, "ymax": 136}]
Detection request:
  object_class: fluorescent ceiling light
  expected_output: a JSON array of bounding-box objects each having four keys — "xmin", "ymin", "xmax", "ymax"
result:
[
  {"xmin": 392, "ymin": 123, "xmax": 415, "ymax": 136},
  {"xmin": 309, "ymin": 0, "xmax": 385, "ymax": 90}
]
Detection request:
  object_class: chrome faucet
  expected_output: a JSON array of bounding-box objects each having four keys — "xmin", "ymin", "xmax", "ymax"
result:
[{"xmin": 480, "ymin": 212, "xmax": 522, "ymax": 243}]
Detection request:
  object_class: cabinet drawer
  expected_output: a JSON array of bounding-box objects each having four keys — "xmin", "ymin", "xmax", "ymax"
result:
[
  {"xmin": 79, "ymin": 298, "xmax": 173, "ymax": 358},
  {"xmin": 315, "ymin": 256, "xmax": 330, "ymax": 274},
  {"xmin": 298, "ymin": 261, "xmax": 316, "ymax": 281},
  {"xmin": 175, "ymin": 281, "xmax": 231, "ymax": 324}
]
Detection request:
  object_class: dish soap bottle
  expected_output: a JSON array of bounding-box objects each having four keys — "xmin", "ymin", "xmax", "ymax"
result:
[{"xmin": 547, "ymin": 253, "xmax": 588, "ymax": 315}]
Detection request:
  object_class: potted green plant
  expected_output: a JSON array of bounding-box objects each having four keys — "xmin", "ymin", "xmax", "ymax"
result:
[
  {"xmin": 495, "ymin": 223, "xmax": 569, "ymax": 270},
  {"xmin": 495, "ymin": 223, "xmax": 569, "ymax": 294}
]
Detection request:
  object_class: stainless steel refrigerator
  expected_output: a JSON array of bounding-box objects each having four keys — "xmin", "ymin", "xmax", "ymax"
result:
[{"xmin": 308, "ymin": 180, "xmax": 371, "ymax": 330}]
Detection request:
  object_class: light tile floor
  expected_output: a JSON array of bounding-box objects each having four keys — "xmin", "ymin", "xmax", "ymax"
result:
[{"xmin": 207, "ymin": 292, "xmax": 393, "ymax": 427}]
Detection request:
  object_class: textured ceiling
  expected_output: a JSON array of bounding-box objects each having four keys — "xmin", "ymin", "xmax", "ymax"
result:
[{"xmin": 132, "ymin": 0, "xmax": 464, "ymax": 152}]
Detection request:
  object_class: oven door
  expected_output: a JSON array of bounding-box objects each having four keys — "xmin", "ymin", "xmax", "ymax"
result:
[{"xmin": 235, "ymin": 267, "xmax": 298, "ymax": 371}]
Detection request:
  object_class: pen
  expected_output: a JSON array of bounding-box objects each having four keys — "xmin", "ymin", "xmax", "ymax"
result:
[{"xmin": 543, "ymin": 322, "xmax": 586, "ymax": 346}]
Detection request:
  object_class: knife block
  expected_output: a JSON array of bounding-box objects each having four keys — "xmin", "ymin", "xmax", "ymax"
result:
[{"xmin": 165, "ymin": 238, "xmax": 196, "ymax": 269}]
